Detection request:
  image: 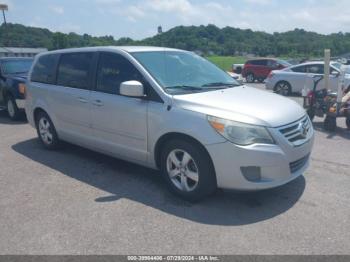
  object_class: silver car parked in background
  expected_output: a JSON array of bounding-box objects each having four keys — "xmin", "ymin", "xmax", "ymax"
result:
[{"xmin": 25, "ymin": 46, "xmax": 314, "ymax": 201}]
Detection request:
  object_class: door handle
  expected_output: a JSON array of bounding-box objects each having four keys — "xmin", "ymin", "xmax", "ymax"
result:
[
  {"xmin": 92, "ymin": 100, "xmax": 103, "ymax": 107},
  {"xmin": 78, "ymin": 97, "xmax": 88, "ymax": 103}
]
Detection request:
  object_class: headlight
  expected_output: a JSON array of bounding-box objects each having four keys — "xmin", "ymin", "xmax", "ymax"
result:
[{"xmin": 207, "ymin": 116, "xmax": 275, "ymax": 145}]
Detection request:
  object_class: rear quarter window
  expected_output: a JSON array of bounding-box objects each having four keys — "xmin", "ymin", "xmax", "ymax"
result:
[
  {"xmin": 291, "ymin": 65, "xmax": 306, "ymax": 73},
  {"xmin": 249, "ymin": 60, "xmax": 267, "ymax": 66},
  {"xmin": 57, "ymin": 52, "xmax": 94, "ymax": 90},
  {"xmin": 30, "ymin": 54, "xmax": 59, "ymax": 84}
]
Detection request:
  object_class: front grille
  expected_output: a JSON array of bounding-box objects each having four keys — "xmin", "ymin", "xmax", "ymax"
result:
[
  {"xmin": 290, "ymin": 154, "xmax": 310, "ymax": 173},
  {"xmin": 279, "ymin": 115, "xmax": 312, "ymax": 146}
]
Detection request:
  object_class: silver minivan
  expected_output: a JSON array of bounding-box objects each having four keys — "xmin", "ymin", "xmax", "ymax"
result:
[{"xmin": 26, "ymin": 46, "xmax": 314, "ymax": 201}]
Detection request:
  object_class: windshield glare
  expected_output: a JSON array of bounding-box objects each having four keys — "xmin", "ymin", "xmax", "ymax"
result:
[
  {"xmin": 1, "ymin": 59, "xmax": 33, "ymax": 75},
  {"xmin": 132, "ymin": 51, "xmax": 240, "ymax": 94}
]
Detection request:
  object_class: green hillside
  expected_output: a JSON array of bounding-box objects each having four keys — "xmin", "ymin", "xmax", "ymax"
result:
[{"xmin": 1, "ymin": 23, "xmax": 350, "ymax": 57}]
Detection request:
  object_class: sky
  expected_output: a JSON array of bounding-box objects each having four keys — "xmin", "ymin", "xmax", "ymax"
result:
[{"xmin": 2, "ymin": 0, "xmax": 350, "ymax": 40}]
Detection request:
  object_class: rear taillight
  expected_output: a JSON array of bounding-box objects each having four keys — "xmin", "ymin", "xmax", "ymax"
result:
[
  {"xmin": 307, "ymin": 91, "xmax": 315, "ymax": 104},
  {"xmin": 307, "ymin": 91, "xmax": 314, "ymax": 98},
  {"xmin": 19, "ymin": 83, "xmax": 26, "ymax": 98}
]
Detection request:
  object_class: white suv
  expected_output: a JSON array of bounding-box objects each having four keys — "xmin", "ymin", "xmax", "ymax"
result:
[{"xmin": 25, "ymin": 46, "xmax": 314, "ymax": 201}]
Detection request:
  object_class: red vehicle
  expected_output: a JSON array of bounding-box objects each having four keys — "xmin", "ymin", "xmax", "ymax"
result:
[{"xmin": 242, "ymin": 58, "xmax": 291, "ymax": 83}]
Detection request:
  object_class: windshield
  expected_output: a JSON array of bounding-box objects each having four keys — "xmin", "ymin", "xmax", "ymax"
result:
[
  {"xmin": 132, "ymin": 51, "xmax": 240, "ymax": 94},
  {"xmin": 1, "ymin": 59, "xmax": 33, "ymax": 75},
  {"xmin": 331, "ymin": 62, "xmax": 342, "ymax": 71},
  {"xmin": 277, "ymin": 59, "xmax": 292, "ymax": 67}
]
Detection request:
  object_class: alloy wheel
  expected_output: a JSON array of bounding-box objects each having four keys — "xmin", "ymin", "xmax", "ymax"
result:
[
  {"xmin": 275, "ymin": 82, "xmax": 290, "ymax": 96},
  {"xmin": 166, "ymin": 149, "xmax": 199, "ymax": 192},
  {"xmin": 246, "ymin": 74, "xmax": 254, "ymax": 83},
  {"xmin": 7, "ymin": 99, "xmax": 15, "ymax": 118},
  {"xmin": 38, "ymin": 117, "xmax": 53, "ymax": 145}
]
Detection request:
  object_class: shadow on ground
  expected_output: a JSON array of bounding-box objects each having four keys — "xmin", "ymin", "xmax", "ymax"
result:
[
  {"xmin": 312, "ymin": 120, "xmax": 350, "ymax": 140},
  {"xmin": 0, "ymin": 110, "xmax": 27, "ymax": 125},
  {"xmin": 12, "ymin": 138, "xmax": 306, "ymax": 226}
]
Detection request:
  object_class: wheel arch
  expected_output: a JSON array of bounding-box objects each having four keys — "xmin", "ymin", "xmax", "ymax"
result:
[
  {"xmin": 30, "ymin": 99, "xmax": 57, "ymax": 129},
  {"xmin": 154, "ymin": 132, "xmax": 215, "ymax": 174},
  {"xmin": 33, "ymin": 107, "xmax": 48, "ymax": 125},
  {"xmin": 3, "ymin": 88, "xmax": 15, "ymax": 100}
]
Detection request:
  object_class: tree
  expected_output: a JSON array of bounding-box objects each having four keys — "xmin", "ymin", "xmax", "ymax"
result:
[
  {"xmin": 1, "ymin": 23, "xmax": 350, "ymax": 57},
  {"xmin": 52, "ymin": 32, "xmax": 67, "ymax": 50}
]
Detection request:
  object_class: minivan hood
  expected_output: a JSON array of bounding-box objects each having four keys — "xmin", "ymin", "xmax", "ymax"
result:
[{"xmin": 173, "ymin": 86, "xmax": 305, "ymax": 127}]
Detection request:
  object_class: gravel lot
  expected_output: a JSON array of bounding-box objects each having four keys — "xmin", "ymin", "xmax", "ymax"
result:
[{"xmin": 0, "ymin": 83, "xmax": 349, "ymax": 255}]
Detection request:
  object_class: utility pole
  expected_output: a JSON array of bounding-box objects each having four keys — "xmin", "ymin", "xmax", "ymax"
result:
[{"xmin": 324, "ymin": 49, "xmax": 330, "ymax": 91}]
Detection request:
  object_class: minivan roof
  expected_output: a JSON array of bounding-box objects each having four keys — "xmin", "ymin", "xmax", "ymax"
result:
[
  {"xmin": 0, "ymin": 57, "xmax": 33, "ymax": 61},
  {"xmin": 38, "ymin": 46, "xmax": 183, "ymax": 55},
  {"xmin": 247, "ymin": 58, "xmax": 278, "ymax": 61}
]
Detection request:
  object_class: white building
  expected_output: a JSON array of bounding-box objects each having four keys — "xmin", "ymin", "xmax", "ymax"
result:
[{"xmin": 0, "ymin": 47, "xmax": 47, "ymax": 58}]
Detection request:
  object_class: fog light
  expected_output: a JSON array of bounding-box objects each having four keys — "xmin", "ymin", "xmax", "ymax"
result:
[{"xmin": 240, "ymin": 166, "xmax": 261, "ymax": 182}]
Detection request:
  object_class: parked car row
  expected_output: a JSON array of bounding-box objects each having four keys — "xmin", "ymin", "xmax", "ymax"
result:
[{"xmin": 1, "ymin": 47, "xmax": 314, "ymax": 201}]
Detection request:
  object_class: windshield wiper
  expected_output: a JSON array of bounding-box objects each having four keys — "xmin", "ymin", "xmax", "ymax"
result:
[
  {"xmin": 201, "ymin": 82, "xmax": 241, "ymax": 88},
  {"xmin": 12, "ymin": 71, "xmax": 28, "ymax": 74},
  {"xmin": 164, "ymin": 85, "xmax": 204, "ymax": 91}
]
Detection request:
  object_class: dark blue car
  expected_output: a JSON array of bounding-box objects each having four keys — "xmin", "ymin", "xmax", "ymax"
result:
[{"xmin": 0, "ymin": 57, "xmax": 33, "ymax": 120}]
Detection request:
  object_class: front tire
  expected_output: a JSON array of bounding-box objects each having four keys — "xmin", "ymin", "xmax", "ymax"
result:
[
  {"xmin": 160, "ymin": 139, "xmax": 217, "ymax": 201},
  {"xmin": 35, "ymin": 111, "xmax": 60, "ymax": 150},
  {"xmin": 274, "ymin": 81, "xmax": 291, "ymax": 96},
  {"xmin": 6, "ymin": 96, "xmax": 21, "ymax": 120}
]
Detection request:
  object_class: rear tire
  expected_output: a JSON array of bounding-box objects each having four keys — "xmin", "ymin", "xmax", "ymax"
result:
[
  {"xmin": 160, "ymin": 139, "xmax": 217, "ymax": 201},
  {"xmin": 35, "ymin": 111, "xmax": 60, "ymax": 150},
  {"xmin": 324, "ymin": 116, "xmax": 337, "ymax": 132},
  {"xmin": 246, "ymin": 73, "xmax": 255, "ymax": 83},
  {"xmin": 6, "ymin": 95, "xmax": 21, "ymax": 120},
  {"xmin": 346, "ymin": 118, "xmax": 350, "ymax": 129},
  {"xmin": 257, "ymin": 77, "xmax": 265, "ymax": 83}
]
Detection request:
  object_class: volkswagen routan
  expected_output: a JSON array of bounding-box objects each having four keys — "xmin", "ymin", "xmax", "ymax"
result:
[{"xmin": 26, "ymin": 47, "xmax": 314, "ymax": 201}]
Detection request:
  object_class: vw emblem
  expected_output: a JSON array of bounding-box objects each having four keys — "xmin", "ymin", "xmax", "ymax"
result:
[{"xmin": 298, "ymin": 122, "xmax": 308, "ymax": 138}]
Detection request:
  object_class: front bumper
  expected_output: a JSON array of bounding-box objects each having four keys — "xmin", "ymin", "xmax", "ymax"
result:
[
  {"xmin": 15, "ymin": 99, "xmax": 26, "ymax": 110},
  {"xmin": 265, "ymin": 80, "xmax": 275, "ymax": 90},
  {"xmin": 205, "ymin": 124, "xmax": 314, "ymax": 191}
]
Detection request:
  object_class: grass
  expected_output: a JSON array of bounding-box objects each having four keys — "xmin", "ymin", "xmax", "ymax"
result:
[{"xmin": 206, "ymin": 56, "xmax": 247, "ymax": 71}]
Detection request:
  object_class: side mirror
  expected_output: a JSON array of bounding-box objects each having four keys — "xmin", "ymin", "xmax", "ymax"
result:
[
  {"xmin": 331, "ymin": 71, "xmax": 340, "ymax": 77},
  {"xmin": 119, "ymin": 81, "xmax": 144, "ymax": 97}
]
